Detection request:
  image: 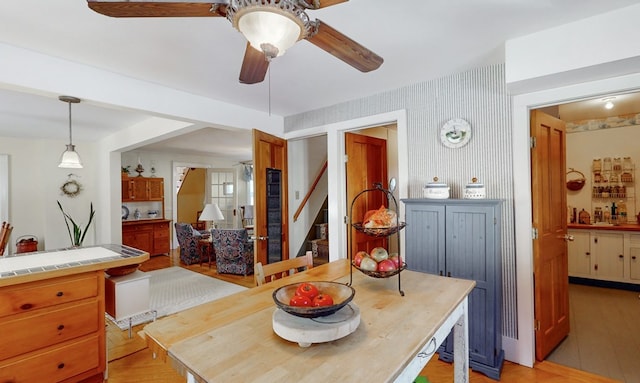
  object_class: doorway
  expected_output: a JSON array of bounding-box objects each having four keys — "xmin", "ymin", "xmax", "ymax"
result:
[{"xmin": 514, "ymin": 89, "xmax": 640, "ymax": 367}]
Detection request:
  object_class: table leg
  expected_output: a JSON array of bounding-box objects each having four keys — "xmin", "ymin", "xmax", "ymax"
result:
[{"xmin": 453, "ymin": 297, "xmax": 469, "ymax": 383}]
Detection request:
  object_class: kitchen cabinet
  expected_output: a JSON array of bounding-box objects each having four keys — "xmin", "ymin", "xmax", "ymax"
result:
[
  {"xmin": 567, "ymin": 225, "xmax": 640, "ymax": 284},
  {"xmin": 592, "ymin": 232, "xmax": 624, "ymax": 279},
  {"xmin": 567, "ymin": 230, "xmax": 591, "ymax": 277},
  {"xmin": 0, "ymin": 271, "xmax": 106, "ymax": 382},
  {"xmin": 122, "ymin": 177, "xmax": 163, "ymax": 201},
  {"xmin": 122, "ymin": 219, "xmax": 170, "ymax": 256},
  {"xmin": 629, "ymin": 234, "xmax": 640, "ymax": 281},
  {"xmin": 402, "ymin": 199, "xmax": 504, "ymax": 380}
]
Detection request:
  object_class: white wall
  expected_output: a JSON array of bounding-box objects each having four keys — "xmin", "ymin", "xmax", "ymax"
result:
[
  {"xmin": 0, "ymin": 137, "xmax": 98, "ymax": 253},
  {"xmin": 567, "ymin": 125, "xmax": 640, "ymax": 221}
]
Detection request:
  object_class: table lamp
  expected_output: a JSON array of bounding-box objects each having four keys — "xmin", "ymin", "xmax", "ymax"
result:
[{"xmin": 199, "ymin": 203, "xmax": 225, "ymax": 229}]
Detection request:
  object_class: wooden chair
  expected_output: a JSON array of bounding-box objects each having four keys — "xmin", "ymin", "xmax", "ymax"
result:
[
  {"xmin": 255, "ymin": 251, "xmax": 313, "ymax": 286},
  {"xmin": 0, "ymin": 221, "xmax": 13, "ymax": 256}
]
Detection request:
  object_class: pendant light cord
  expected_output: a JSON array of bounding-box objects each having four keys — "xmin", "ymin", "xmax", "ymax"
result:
[{"xmin": 68, "ymin": 101, "xmax": 73, "ymax": 145}]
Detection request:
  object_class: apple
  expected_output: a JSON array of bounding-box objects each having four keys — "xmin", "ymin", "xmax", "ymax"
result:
[
  {"xmin": 359, "ymin": 256, "xmax": 378, "ymax": 272},
  {"xmin": 370, "ymin": 247, "xmax": 389, "ymax": 262},
  {"xmin": 353, "ymin": 251, "xmax": 368, "ymax": 267},
  {"xmin": 377, "ymin": 259, "xmax": 397, "ymax": 272},
  {"xmin": 389, "ymin": 253, "xmax": 402, "ymax": 269}
]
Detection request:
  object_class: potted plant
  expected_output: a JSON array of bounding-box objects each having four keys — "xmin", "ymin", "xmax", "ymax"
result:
[
  {"xmin": 57, "ymin": 200, "xmax": 96, "ymax": 247},
  {"xmin": 122, "ymin": 165, "xmax": 131, "ymax": 179}
]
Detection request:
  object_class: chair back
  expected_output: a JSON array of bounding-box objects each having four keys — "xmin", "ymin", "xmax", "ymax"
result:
[
  {"xmin": 255, "ymin": 251, "xmax": 313, "ymax": 286},
  {"xmin": 0, "ymin": 221, "xmax": 13, "ymax": 256},
  {"xmin": 174, "ymin": 222, "xmax": 206, "ymax": 265},
  {"xmin": 211, "ymin": 228, "xmax": 254, "ymax": 276}
]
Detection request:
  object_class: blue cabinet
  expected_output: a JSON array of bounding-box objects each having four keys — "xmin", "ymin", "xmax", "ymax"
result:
[{"xmin": 402, "ymin": 199, "xmax": 504, "ymax": 380}]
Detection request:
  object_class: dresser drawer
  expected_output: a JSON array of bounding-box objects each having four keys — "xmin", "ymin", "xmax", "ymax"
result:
[
  {"xmin": 0, "ymin": 334, "xmax": 103, "ymax": 383},
  {"xmin": 0, "ymin": 300, "xmax": 99, "ymax": 360},
  {"xmin": 0, "ymin": 273, "xmax": 99, "ymax": 318}
]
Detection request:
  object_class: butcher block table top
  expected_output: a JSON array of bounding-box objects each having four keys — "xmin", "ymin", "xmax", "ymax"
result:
[{"xmin": 143, "ymin": 259, "xmax": 475, "ymax": 382}]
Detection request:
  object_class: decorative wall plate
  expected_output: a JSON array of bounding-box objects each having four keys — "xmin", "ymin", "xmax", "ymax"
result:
[{"xmin": 440, "ymin": 118, "xmax": 472, "ymax": 148}]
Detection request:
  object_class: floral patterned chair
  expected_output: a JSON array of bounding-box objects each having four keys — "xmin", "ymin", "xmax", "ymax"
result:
[
  {"xmin": 175, "ymin": 222, "xmax": 207, "ymax": 266},
  {"xmin": 211, "ymin": 228, "xmax": 254, "ymax": 276}
]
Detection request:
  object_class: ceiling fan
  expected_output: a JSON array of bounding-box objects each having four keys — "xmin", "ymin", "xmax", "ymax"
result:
[{"xmin": 86, "ymin": 0, "xmax": 384, "ymax": 84}]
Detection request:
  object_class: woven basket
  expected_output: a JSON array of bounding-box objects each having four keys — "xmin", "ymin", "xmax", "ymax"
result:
[{"xmin": 566, "ymin": 168, "xmax": 586, "ymax": 191}]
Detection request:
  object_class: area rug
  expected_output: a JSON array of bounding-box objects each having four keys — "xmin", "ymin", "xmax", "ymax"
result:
[{"xmin": 107, "ymin": 266, "xmax": 247, "ymax": 330}]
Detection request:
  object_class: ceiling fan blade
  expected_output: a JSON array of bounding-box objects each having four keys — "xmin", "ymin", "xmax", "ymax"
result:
[
  {"xmin": 306, "ymin": 19, "xmax": 383, "ymax": 72},
  {"xmin": 87, "ymin": 1, "xmax": 227, "ymax": 18},
  {"xmin": 298, "ymin": 0, "xmax": 348, "ymax": 9},
  {"xmin": 239, "ymin": 43, "xmax": 269, "ymax": 84}
]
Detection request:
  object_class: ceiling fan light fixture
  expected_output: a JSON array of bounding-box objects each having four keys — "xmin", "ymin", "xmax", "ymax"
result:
[
  {"xmin": 229, "ymin": 0, "xmax": 312, "ymax": 58},
  {"xmin": 58, "ymin": 95, "xmax": 83, "ymax": 169}
]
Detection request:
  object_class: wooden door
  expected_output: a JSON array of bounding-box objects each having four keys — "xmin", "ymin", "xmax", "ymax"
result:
[
  {"xmin": 531, "ymin": 110, "xmax": 570, "ymax": 360},
  {"xmin": 253, "ymin": 129, "xmax": 288, "ymax": 267},
  {"xmin": 345, "ymin": 133, "xmax": 388, "ymax": 255}
]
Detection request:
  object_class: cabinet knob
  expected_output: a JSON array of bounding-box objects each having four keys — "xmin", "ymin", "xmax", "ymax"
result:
[
  {"xmin": 619, "ymin": 254, "xmax": 624, "ymax": 259},
  {"xmin": 57, "ymin": 324, "xmax": 65, "ymax": 331},
  {"xmin": 633, "ymin": 256, "xmax": 637, "ymax": 260},
  {"xmin": 585, "ymin": 252, "xmax": 590, "ymax": 256},
  {"xmin": 56, "ymin": 291, "xmax": 64, "ymax": 297},
  {"xmin": 58, "ymin": 363, "xmax": 65, "ymax": 369},
  {"xmin": 20, "ymin": 303, "xmax": 33, "ymax": 310}
]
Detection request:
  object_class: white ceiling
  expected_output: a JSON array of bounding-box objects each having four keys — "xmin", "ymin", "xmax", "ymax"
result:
[{"xmin": 1, "ymin": 0, "xmax": 639, "ymax": 158}]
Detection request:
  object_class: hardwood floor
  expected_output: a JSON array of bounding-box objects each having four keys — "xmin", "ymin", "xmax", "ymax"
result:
[{"xmin": 105, "ymin": 251, "xmax": 621, "ymax": 383}]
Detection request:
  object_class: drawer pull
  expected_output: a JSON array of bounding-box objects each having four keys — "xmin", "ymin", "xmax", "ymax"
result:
[
  {"xmin": 57, "ymin": 324, "xmax": 65, "ymax": 331},
  {"xmin": 56, "ymin": 291, "xmax": 64, "ymax": 297},
  {"xmin": 58, "ymin": 363, "xmax": 65, "ymax": 369},
  {"xmin": 20, "ymin": 303, "xmax": 33, "ymax": 310}
]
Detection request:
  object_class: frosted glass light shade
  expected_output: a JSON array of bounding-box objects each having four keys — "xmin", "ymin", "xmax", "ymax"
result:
[
  {"xmin": 58, "ymin": 144, "xmax": 83, "ymax": 168},
  {"xmin": 199, "ymin": 203, "xmax": 225, "ymax": 222},
  {"xmin": 237, "ymin": 9, "xmax": 302, "ymax": 56}
]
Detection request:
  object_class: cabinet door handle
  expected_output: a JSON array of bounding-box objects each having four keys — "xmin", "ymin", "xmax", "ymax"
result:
[
  {"xmin": 594, "ymin": 264, "xmax": 598, "ymax": 271},
  {"xmin": 633, "ymin": 256, "xmax": 637, "ymax": 260},
  {"xmin": 585, "ymin": 252, "xmax": 590, "ymax": 256},
  {"xmin": 619, "ymin": 254, "xmax": 624, "ymax": 259}
]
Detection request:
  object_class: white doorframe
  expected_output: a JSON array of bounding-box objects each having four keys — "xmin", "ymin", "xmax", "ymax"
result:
[{"xmin": 511, "ymin": 72, "xmax": 640, "ymax": 367}]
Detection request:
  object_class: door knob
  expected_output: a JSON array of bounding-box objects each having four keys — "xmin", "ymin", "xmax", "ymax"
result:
[{"xmin": 564, "ymin": 234, "xmax": 574, "ymax": 241}]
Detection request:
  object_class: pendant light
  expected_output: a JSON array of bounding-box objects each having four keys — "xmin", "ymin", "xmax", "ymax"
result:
[{"xmin": 58, "ymin": 95, "xmax": 83, "ymax": 169}]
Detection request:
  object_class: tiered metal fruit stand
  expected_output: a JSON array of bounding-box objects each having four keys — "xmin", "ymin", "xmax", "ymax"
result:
[{"xmin": 348, "ymin": 182, "xmax": 406, "ymax": 296}]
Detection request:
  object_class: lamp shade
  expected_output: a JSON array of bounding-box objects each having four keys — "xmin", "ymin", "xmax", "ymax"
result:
[
  {"xmin": 199, "ymin": 203, "xmax": 225, "ymax": 222},
  {"xmin": 237, "ymin": 8, "xmax": 303, "ymax": 57},
  {"xmin": 58, "ymin": 144, "xmax": 83, "ymax": 168}
]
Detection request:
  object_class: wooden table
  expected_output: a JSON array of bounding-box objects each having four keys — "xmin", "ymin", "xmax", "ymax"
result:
[
  {"xmin": 143, "ymin": 259, "xmax": 475, "ymax": 383},
  {"xmin": 197, "ymin": 238, "xmax": 214, "ymax": 268}
]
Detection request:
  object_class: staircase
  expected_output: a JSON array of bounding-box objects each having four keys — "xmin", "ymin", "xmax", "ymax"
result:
[{"xmin": 307, "ymin": 203, "xmax": 329, "ymax": 266}]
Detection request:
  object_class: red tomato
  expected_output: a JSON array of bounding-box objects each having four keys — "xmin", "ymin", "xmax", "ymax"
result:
[
  {"xmin": 295, "ymin": 282, "xmax": 319, "ymax": 300},
  {"xmin": 289, "ymin": 295, "xmax": 312, "ymax": 307},
  {"xmin": 312, "ymin": 293, "xmax": 334, "ymax": 307}
]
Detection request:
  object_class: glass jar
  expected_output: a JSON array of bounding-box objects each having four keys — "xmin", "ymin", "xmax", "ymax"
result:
[
  {"xmin": 603, "ymin": 157, "xmax": 612, "ymax": 171},
  {"xmin": 592, "ymin": 158, "xmax": 602, "ymax": 172},
  {"xmin": 613, "ymin": 157, "xmax": 622, "ymax": 171}
]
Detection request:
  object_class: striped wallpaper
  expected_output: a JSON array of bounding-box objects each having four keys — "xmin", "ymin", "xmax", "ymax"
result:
[{"xmin": 285, "ymin": 64, "xmax": 519, "ymax": 339}]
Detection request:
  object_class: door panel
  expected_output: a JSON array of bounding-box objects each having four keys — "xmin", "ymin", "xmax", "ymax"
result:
[
  {"xmin": 531, "ymin": 110, "xmax": 569, "ymax": 361},
  {"xmin": 345, "ymin": 133, "xmax": 388, "ymax": 255},
  {"xmin": 253, "ymin": 129, "xmax": 288, "ymax": 267}
]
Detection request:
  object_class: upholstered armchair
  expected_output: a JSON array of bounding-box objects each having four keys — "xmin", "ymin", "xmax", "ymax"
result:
[
  {"xmin": 211, "ymin": 228, "xmax": 254, "ymax": 276},
  {"xmin": 174, "ymin": 222, "xmax": 207, "ymax": 265}
]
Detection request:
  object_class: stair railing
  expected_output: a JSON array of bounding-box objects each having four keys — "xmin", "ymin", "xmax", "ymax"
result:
[{"xmin": 293, "ymin": 160, "xmax": 328, "ymax": 222}]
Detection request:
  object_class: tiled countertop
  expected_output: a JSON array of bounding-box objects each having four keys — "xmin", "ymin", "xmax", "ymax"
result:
[{"xmin": 0, "ymin": 244, "xmax": 149, "ymax": 286}]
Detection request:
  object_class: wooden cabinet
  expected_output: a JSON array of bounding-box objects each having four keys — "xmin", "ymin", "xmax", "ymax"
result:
[
  {"xmin": 122, "ymin": 220, "xmax": 170, "ymax": 256},
  {"xmin": 403, "ymin": 199, "xmax": 504, "ymax": 380},
  {"xmin": 122, "ymin": 177, "xmax": 164, "ymax": 201},
  {"xmin": 0, "ymin": 271, "xmax": 105, "ymax": 382}
]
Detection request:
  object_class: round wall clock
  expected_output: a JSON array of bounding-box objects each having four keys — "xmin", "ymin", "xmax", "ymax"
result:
[{"xmin": 440, "ymin": 118, "xmax": 472, "ymax": 148}]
